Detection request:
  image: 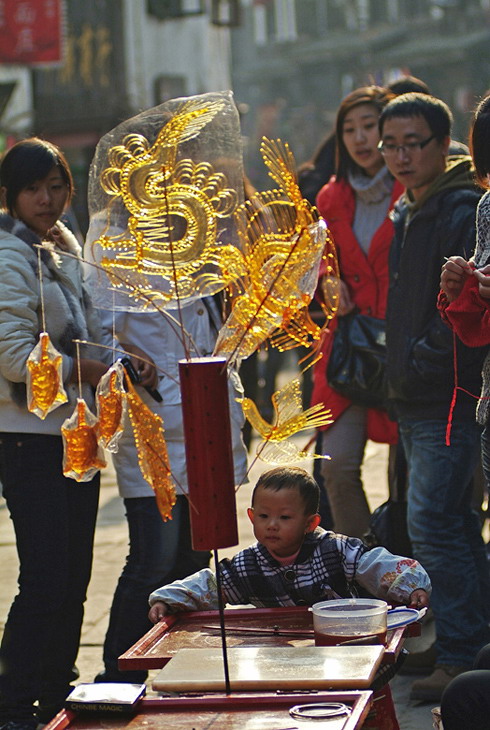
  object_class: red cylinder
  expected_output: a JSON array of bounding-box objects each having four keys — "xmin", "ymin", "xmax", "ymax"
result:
[{"xmin": 179, "ymin": 357, "xmax": 239, "ymax": 550}]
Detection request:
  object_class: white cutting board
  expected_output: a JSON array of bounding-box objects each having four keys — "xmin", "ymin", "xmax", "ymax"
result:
[{"xmin": 152, "ymin": 645, "xmax": 384, "ymax": 692}]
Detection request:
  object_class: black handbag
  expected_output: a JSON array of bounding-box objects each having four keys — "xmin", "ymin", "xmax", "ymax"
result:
[
  {"xmin": 364, "ymin": 500, "xmax": 412, "ymax": 557},
  {"xmin": 327, "ymin": 311, "xmax": 387, "ymax": 409}
]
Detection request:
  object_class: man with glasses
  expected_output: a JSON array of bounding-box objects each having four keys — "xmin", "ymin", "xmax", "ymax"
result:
[{"xmin": 378, "ymin": 93, "xmax": 490, "ymax": 702}]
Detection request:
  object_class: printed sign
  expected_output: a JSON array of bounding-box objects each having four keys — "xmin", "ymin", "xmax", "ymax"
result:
[{"xmin": 0, "ymin": 0, "xmax": 63, "ymax": 65}]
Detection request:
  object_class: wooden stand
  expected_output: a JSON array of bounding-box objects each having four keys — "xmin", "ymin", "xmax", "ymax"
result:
[{"xmin": 44, "ymin": 692, "xmax": 373, "ymax": 730}]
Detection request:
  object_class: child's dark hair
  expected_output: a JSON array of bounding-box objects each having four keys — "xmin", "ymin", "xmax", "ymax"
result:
[
  {"xmin": 379, "ymin": 92, "xmax": 452, "ymax": 141},
  {"xmin": 470, "ymin": 95, "xmax": 490, "ymax": 189},
  {"xmin": 252, "ymin": 466, "xmax": 320, "ymax": 515},
  {"xmin": 0, "ymin": 137, "xmax": 73, "ymax": 215}
]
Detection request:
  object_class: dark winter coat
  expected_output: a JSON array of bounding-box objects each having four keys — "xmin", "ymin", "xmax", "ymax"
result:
[{"xmin": 386, "ymin": 157, "xmax": 487, "ymax": 421}]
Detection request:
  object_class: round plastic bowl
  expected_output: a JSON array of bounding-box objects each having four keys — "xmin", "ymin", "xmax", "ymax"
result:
[{"xmin": 311, "ymin": 598, "xmax": 388, "ymax": 646}]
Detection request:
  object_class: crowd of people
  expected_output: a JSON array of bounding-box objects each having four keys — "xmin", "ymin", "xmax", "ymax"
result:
[{"xmin": 1, "ymin": 76, "xmax": 490, "ymax": 730}]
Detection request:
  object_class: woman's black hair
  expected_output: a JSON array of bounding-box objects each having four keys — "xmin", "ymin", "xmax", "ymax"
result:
[
  {"xmin": 335, "ymin": 86, "xmax": 394, "ymax": 181},
  {"xmin": 252, "ymin": 466, "xmax": 320, "ymax": 516},
  {"xmin": 297, "ymin": 131, "xmax": 337, "ymax": 205},
  {"xmin": 470, "ymin": 95, "xmax": 490, "ymax": 190},
  {"xmin": 0, "ymin": 137, "xmax": 73, "ymax": 214}
]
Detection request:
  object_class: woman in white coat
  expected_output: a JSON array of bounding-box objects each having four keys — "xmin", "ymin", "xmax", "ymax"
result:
[{"xmin": 0, "ymin": 138, "xmax": 115, "ymax": 730}]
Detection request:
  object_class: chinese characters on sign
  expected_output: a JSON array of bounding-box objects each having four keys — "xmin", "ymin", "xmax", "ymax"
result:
[
  {"xmin": 0, "ymin": 0, "xmax": 63, "ymax": 65},
  {"xmin": 59, "ymin": 23, "xmax": 112, "ymax": 88}
]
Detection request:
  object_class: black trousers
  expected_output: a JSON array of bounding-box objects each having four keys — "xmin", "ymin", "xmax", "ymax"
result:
[
  {"xmin": 0, "ymin": 433, "xmax": 100, "ymax": 725},
  {"xmin": 99, "ymin": 495, "xmax": 210, "ymax": 683}
]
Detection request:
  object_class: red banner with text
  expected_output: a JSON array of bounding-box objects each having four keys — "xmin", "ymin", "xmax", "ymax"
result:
[{"xmin": 0, "ymin": 0, "xmax": 63, "ymax": 65}]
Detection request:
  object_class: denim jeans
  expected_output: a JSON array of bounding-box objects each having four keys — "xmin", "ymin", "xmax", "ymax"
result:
[
  {"xmin": 399, "ymin": 418, "xmax": 490, "ymax": 667},
  {"xmin": 0, "ymin": 433, "xmax": 100, "ymax": 725},
  {"xmin": 100, "ymin": 494, "xmax": 210, "ymax": 682}
]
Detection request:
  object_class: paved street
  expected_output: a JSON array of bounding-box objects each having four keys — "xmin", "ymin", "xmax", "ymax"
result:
[{"xmin": 0, "ymin": 437, "xmax": 438, "ymax": 729}]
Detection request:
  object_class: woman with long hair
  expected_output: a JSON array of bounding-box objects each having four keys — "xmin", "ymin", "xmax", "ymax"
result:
[{"xmin": 311, "ymin": 86, "xmax": 402, "ymax": 538}]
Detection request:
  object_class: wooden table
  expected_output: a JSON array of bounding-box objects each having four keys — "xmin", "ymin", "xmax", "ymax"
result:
[
  {"xmin": 119, "ymin": 605, "xmax": 419, "ymax": 672},
  {"xmin": 116, "ymin": 606, "xmax": 419, "ymax": 730},
  {"xmin": 45, "ymin": 691, "xmax": 373, "ymax": 730}
]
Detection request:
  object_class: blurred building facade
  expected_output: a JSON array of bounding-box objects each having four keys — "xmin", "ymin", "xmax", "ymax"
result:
[
  {"xmin": 0, "ymin": 0, "xmax": 237, "ymax": 230},
  {"xmin": 231, "ymin": 0, "xmax": 490, "ymax": 190}
]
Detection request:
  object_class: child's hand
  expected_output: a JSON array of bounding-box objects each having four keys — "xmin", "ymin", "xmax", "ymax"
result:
[
  {"xmin": 408, "ymin": 589, "xmax": 429, "ymax": 609},
  {"xmin": 149, "ymin": 601, "xmax": 170, "ymax": 623}
]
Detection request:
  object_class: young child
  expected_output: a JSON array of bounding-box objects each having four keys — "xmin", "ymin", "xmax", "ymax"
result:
[{"xmin": 149, "ymin": 466, "xmax": 430, "ymax": 621}]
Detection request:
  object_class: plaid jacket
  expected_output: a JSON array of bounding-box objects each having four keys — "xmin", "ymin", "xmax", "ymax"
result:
[
  {"xmin": 149, "ymin": 528, "xmax": 431, "ymax": 612},
  {"xmin": 219, "ymin": 529, "xmax": 362, "ymax": 607}
]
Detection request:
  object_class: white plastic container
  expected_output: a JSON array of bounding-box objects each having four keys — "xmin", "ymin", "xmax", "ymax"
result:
[{"xmin": 311, "ymin": 598, "xmax": 388, "ymax": 646}]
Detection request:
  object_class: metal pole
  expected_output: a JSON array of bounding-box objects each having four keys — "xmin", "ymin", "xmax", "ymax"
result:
[{"xmin": 213, "ymin": 548, "xmax": 231, "ymax": 695}]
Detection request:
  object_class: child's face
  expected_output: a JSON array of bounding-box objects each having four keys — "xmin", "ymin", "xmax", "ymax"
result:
[{"xmin": 247, "ymin": 485, "xmax": 320, "ymax": 558}]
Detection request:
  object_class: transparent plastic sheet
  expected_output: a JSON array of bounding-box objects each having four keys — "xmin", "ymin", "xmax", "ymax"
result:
[
  {"xmin": 26, "ymin": 332, "xmax": 68, "ymax": 419},
  {"xmin": 95, "ymin": 360, "xmax": 127, "ymax": 452},
  {"xmin": 84, "ymin": 90, "xmax": 244, "ymax": 311},
  {"xmin": 61, "ymin": 398, "xmax": 106, "ymax": 482},
  {"xmin": 212, "ymin": 136, "xmax": 338, "ymax": 363},
  {"xmin": 214, "ymin": 218, "xmax": 328, "ymax": 362}
]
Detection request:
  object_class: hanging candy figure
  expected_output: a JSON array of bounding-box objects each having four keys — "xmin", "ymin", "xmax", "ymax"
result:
[
  {"xmin": 95, "ymin": 360, "xmax": 127, "ymax": 452},
  {"xmin": 241, "ymin": 378, "xmax": 333, "ymax": 464},
  {"xmin": 125, "ymin": 376, "xmax": 176, "ymax": 521},
  {"xmin": 26, "ymin": 331, "xmax": 68, "ymax": 419},
  {"xmin": 62, "ymin": 398, "xmax": 106, "ymax": 482}
]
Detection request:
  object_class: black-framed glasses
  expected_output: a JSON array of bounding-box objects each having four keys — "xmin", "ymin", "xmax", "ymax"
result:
[{"xmin": 377, "ymin": 134, "xmax": 436, "ymax": 156}]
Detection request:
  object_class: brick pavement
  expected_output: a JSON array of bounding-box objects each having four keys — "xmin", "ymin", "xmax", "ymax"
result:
[{"xmin": 0, "ymin": 440, "xmax": 437, "ymax": 729}]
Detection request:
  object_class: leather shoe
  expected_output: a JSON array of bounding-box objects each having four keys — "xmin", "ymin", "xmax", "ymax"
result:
[{"xmin": 410, "ymin": 664, "xmax": 470, "ymax": 702}]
